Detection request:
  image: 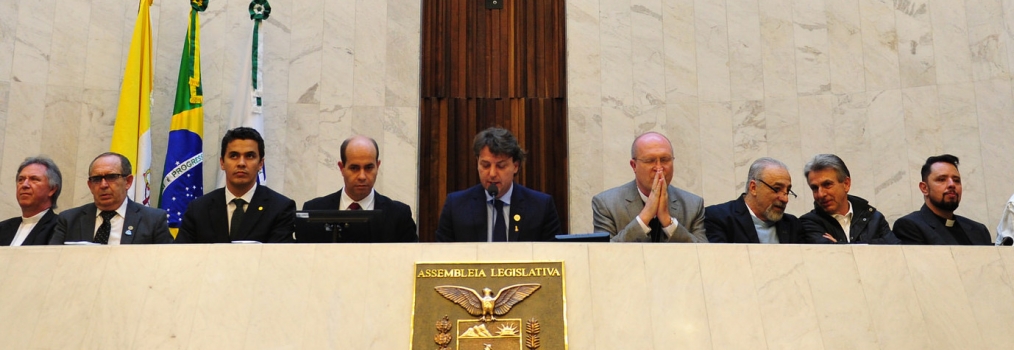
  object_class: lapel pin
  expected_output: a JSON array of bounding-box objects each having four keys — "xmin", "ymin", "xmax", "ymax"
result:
[
  {"xmin": 125, "ymin": 226, "xmax": 134, "ymax": 236},
  {"xmin": 258, "ymin": 206, "xmax": 263, "ymax": 211},
  {"xmin": 513, "ymin": 214, "xmax": 521, "ymax": 222}
]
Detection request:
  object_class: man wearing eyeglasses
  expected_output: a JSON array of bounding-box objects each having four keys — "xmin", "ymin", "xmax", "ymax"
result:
[
  {"xmin": 49, "ymin": 152, "xmax": 172, "ymax": 245},
  {"xmin": 799, "ymin": 154, "xmax": 899, "ymax": 244},
  {"xmin": 592, "ymin": 132, "xmax": 706, "ymax": 242},
  {"xmin": 704, "ymin": 158, "xmax": 806, "ymax": 243}
]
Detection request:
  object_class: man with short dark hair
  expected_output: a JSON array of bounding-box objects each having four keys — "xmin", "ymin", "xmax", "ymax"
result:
[
  {"xmin": 436, "ymin": 127, "xmax": 562, "ymax": 242},
  {"xmin": 799, "ymin": 154, "xmax": 899, "ymax": 244},
  {"xmin": 705, "ymin": 157, "xmax": 805, "ymax": 243},
  {"xmin": 297, "ymin": 135, "xmax": 417, "ymax": 242},
  {"xmin": 49, "ymin": 152, "xmax": 172, "ymax": 244},
  {"xmin": 592, "ymin": 132, "xmax": 706, "ymax": 243},
  {"xmin": 1, "ymin": 156, "xmax": 62, "ymax": 246},
  {"xmin": 175, "ymin": 127, "xmax": 296, "ymax": 243},
  {"xmin": 894, "ymin": 154, "xmax": 991, "ymax": 245}
]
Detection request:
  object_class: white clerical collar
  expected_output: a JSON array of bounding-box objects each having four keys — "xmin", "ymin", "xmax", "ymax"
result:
[{"xmin": 22, "ymin": 208, "xmax": 49, "ymax": 223}]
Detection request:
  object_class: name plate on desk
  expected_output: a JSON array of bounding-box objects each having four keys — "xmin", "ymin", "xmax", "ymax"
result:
[{"xmin": 411, "ymin": 262, "xmax": 568, "ymax": 350}]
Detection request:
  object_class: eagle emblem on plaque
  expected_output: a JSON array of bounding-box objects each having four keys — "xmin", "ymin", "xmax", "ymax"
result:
[{"xmin": 433, "ymin": 284, "xmax": 543, "ymax": 350}]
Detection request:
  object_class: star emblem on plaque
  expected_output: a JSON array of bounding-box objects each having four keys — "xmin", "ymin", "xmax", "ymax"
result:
[{"xmin": 412, "ymin": 262, "xmax": 567, "ymax": 350}]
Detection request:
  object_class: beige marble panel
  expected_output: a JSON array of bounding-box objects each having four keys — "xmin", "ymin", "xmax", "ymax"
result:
[
  {"xmin": 935, "ymin": 83, "xmax": 987, "ymax": 221},
  {"xmin": 748, "ymin": 244, "xmax": 823, "ymax": 350},
  {"xmin": 298, "ymin": 244, "xmax": 371, "ymax": 349},
  {"xmin": 315, "ymin": 105, "xmax": 353, "ymax": 197},
  {"xmin": 732, "ymin": 100, "xmax": 767, "ymax": 192},
  {"xmin": 186, "ymin": 245, "xmax": 264, "ymax": 348},
  {"xmin": 46, "ymin": 0, "xmax": 90, "ymax": 88},
  {"xmin": 826, "ymin": 0, "xmax": 866, "ymax": 94},
  {"xmin": 0, "ymin": 83, "xmax": 46, "ymax": 200},
  {"xmin": 320, "ymin": 0, "xmax": 357, "ymax": 108},
  {"xmin": 902, "ymin": 85, "xmax": 943, "ymax": 210},
  {"xmin": 727, "ymin": 0, "xmax": 764, "ymax": 101},
  {"xmin": 858, "ymin": 0, "xmax": 901, "ymax": 91},
  {"xmin": 694, "ymin": 0, "xmax": 732, "ymax": 102},
  {"xmin": 0, "ymin": 247, "xmax": 62, "ymax": 349},
  {"xmin": 0, "ymin": 0, "xmax": 18, "ymax": 83},
  {"xmin": 83, "ymin": 0, "xmax": 127, "ymax": 90},
  {"xmin": 662, "ymin": 0, "xmax": 698, "ymax": 102},
  {"xmin": 831, "ymin": 92, "xmax": 873, "ymax": 198},
  {"xmin": 244, "ymin": 245, "xmax": 317, "ymax": 348},
  {"xmin": 30, "ymin": 247, "xmax": 109, "ymax": 349},
  {"xmin": 41, "ymin": 86, "xmax": 84, "ymax": 206},
  {"xmin": 477, "ymin": 242, "xmax": 534, "ymax": 260},
  {"xmin": 287, "ymin": 0, "xmax": 324, "ymax": 105},
  {"xmin": 131, "ymin": 245, "xmax": 210, "ymax": 349},
  {"xmin": 867, "ymin": 89, "xmax": 909, "ymax": 221},
  {"xmin": 353, "ymin": 0, "xmax": 386, "ymax": 106},
  {"xmin": 853, "ymin": 245, "xmax": 930, "ymax": 350},
  {"xmin": 1002, "ymin": 247, "xmax": 1014, "ymax": 284},
  {"xmin": 601, "ymin": 107, "xmax": 635, "ymax": 188},
  {"xmin": 385, "ymin": 0, "xmax": 420, "ymax": 107},
  {"xmin": 69, "ymin": 88, "xmax": 120, "ymax": 207},
  {"xmin": 10, "ymin": 0, "xmax": 56, "ymax": 86},
  {"xmin": 80, "ymin": 246, "xmax": 163, "ymax": 349},
  {"xmin": 699, "ymin": 101, "xmax": 736, "ymax": 205},
  {"xmin": 975, "ymin": 79, "xmax": 1014, "ymax": 229},
  {"xmin": 792, "ymin": 0, "xmax": 830, "ymax": 96},
  {"xmin": 587, "ymin": 244, "xmax": 652, "ymax": 349},
  {"xmin": 758, "ymin": 0, "xmax": 797, "ymax": 99},
  {"xmin": 599, "ymin": 0, "xmax": 634, "ymax": 108},
  {"xmin": 263, "ymin": 93, "xmax": 292, "ymax": 194},
  {"xmin": 631, "ymin": 0, "xmax": 666, "ymax": 106},
  {"xmin": 895, "ymin": 0, "xmax": 937, "ymax": 88},
  {"xmin": 380, "ymin": 107, "xmax": 420, "ymax": 212},
  {"xmin": 764, "ymin": 97, "xmax": 808, "ymax": 216},
  {"xmin": 951, "ymin": 246, "xmax": 1014, "ymax": 349},
  {"xmin": 532, "ymin": 243, "xmax": 593, "ymax": 349},
  {"xmin": 568, "ymin": 107, "xmax": 602, "ymax": 233},
  {"xmin": 365, "ymin": 243, "xmax": 426, "ymax": 349},
  {"xmin": 643, "ymin": 244, "xmax": 712, "ymax": 349},
  {"xmin": 801, "ymin": 245, "xmax": 879, "ymax": 349},
  {"xmin": 928, "ymin": 0, "xmax": 974, "ymax": 85},
  {"xmin": 796, "ymin": 96, "xmax": 835, "ymax": 183},
  {"xmin": 664, "ymin": 96, "xmax": 703, "ymax": 196},
  {"xmin": 567, "ymin": 0, "xmax": 603, "ymax": 107},
  {"xmin": 698, "ymin": 244, "xmax": 767, "ymax": 348},
  {"xmin": 904, "ymin": 246, "xmax": 986, "ymax": 349},
  {"xmin": 283, "ymin": 103, "xmax": 321, "ymax": 205},
  {"xmin": 966, "ymin": 0, "xmax": 1010, "ymax": 79}
]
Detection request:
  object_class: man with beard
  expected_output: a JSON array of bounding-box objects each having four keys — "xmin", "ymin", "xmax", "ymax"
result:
[
  {"xmin": 894, "ymin": 154, "xmax": 991, "ymax": 245},
  {"xmin": 799, "ymin": 154, "xmax": 899, "ymax": 244},
  {"xmin": 705, "ymin": 158, "xmax": 805, "ymax": 243}
]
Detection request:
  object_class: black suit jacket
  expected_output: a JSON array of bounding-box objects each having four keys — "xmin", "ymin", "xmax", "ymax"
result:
[
  {"xmin": 49, "ymin": 200, "xmax": 172, "ymax": 244},
  {"xmin": 436, "ymin": 183, "xmax": 563, "ymax": 242},
  {"xmin": 799, "ymin": 195, "xmax": 900, "ymax": 244},
  {"xmin": 894, "ymin": 204, "xmax": 992, "ymax": 245},
  {"xmin": 175, "ymin": 186, "xmax": 295, "ymax": 243},
  {"xmin": 296, "ymin": 190, "xmax": 417, "ymax": 243},
  {"xmin": 0, "ymin": 210, "xmax": 58, "ymax": 246},
  {"xmin": 704, "ymin": 195, "xmax": 805, "ymax": 243}
]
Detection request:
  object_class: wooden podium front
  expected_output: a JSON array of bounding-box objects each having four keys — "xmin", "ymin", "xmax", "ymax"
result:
[{"xmin": 2, "ymin": 243, "xmax": 1012, "ymax": 349}]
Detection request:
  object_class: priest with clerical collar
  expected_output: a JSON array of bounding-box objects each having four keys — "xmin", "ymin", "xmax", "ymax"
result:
[{"xmin": 894, "ymin": 154, "xmax": 992, "ymax": 245}]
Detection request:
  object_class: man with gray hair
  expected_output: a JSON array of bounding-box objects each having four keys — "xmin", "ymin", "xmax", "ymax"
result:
[
  {"xmin": 705, "ymin": 158, "xmax": 805, "ymax": 243},
  {"xmin": 799, "ymin": 154, "xmax": 899, "ymax": 244},
  {"xmin": 1, "ymin": 156, "xmax": 62, "ymax": 246}
]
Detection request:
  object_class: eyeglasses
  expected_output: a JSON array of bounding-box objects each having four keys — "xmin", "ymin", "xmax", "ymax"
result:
[
  {"xmin": 88, "ymin": 173, "xmax": 128, "ymax": 184},
  {"xmin": 634, "ymin": 157, "xmax": 674, "ymax": 166},
  {"xmin": 755, "ymin": 178, "xmax": 797, "ymax": 198}
]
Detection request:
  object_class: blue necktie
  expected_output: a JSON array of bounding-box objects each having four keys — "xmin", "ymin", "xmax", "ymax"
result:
[{"xmin": 493, "ymin": 199, "xmax": 507, "ymax": 242}]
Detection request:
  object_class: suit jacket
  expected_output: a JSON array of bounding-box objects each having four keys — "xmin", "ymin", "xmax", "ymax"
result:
[
  {"xmin": 704, "ymin": 194, "xmax": 806, "ymax": 243},
  {"xmin": 592, "ymin": 181, "xmax": 707, "ymax": 243},
  {"xmin": 436, "ymin": 183, "xmax": 563, "ymax": 242},
  {"xmin": 296, "ymin": 189, "xmax": 417, "ymax": 243},
  {"xmin": 800, "ymin": 195, "xmax": 900, "ymax": 244},
  {"xmin": 175, "ymin": 186, "xmax": 295, "ymax": 243},
  {"xmin": 894, "ymin": 204, "xmax": 992, "ymax": 245},
  {"xmin": 49, "ymin": 200, "xmax": 172, "ymax": 244},
  {"xmin": 0, "ymin": 210, "xmax": 58, "ymax": 246}
]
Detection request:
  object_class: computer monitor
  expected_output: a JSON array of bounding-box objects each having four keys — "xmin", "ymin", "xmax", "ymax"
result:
[
  {"xmin": 294, "ymin": 210, "xmax": 382, "ymax": 243},
  {"xmin": 553, "ymin": 232, "xmax": 611, "ymax": 242}
]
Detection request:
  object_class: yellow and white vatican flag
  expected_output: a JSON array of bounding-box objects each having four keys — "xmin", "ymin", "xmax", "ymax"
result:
[
  {"xmin": 110, "ymin": 0, "xmax": 154, "ymax": 205},
  {"xmin": 219, "ymin": 0, "xmax": 271, "ymax": 187}
]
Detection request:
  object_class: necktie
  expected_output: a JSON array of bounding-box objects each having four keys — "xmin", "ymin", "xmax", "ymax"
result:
[
  {"xmin": 348, "ymin": 202, "xmax": 362, "ymax": 210},
  {"xmin": 94, "ymin": 210, "xmax": 117, "ymax": 244},
  {"xmin": 649, "ymin": 217, "xmax": 663, "ymax": 242},
  {"xmin": 493, "ymin": 199, "xmax": 507, "ymax": 242},
  {"xmin": 231, "ymin": 198, "xmax": 247, "ymax": 237}
]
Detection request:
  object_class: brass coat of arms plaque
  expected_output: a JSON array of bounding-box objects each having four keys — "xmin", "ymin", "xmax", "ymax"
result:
[{"xmin": 411, "ymin": 262, "xmax": 567, "ymax": 350}]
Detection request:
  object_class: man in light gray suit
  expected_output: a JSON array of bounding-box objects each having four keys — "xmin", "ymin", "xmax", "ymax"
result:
[
  {"xmin": 50, "ymin": 152, "xmax": 172, "ymax": 245},
  {"xmin": 592, "ymin": 132, "xmax": 707, "ymax": 242}
]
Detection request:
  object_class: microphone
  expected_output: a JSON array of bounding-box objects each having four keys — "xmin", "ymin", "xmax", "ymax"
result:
[
  {"xmin": 1002, "ymin": 236, "xmax": 1013, "ymax": 246},
  {"xmin": 486, "ymin": 184, "xmax": 499, "ymax": 198}
]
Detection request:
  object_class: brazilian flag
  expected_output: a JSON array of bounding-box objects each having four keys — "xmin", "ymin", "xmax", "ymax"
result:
[{"xmin": 160, "ymin": 1, "xmax": 208, "ymax": 238}]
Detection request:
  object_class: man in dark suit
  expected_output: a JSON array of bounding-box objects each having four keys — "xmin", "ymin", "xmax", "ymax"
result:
[
  {"xmin": 176, "ymin": 127, "xmax": 295, "ymax": 243},
  {"xmin": 705, "ymin": 158, "xmax": 805, "ymax": 243},
  {"xmin": 436, "ymin": 127, "xmax": 562, "ymax": 242},
  {"xmin": 49, "ymin": 153, "xmax": 172, "ymax": 245},
  {"xmin": 592, "ymin": 132, "xmax": 706, "ymax": 242},
  {"xmin": 1, "ymin": 156, "xmax": 62, "ymax": 246},
  {"xmin": 296, "ymin": 136, "xmax": 417, "ymax": 242},
  {"xmin": 798, "ymin": 154, "xmax": 899, "ymax": 244},
  {"xmin": 894, "ymin": 154, "xmax": 991, "ymax": 245}
]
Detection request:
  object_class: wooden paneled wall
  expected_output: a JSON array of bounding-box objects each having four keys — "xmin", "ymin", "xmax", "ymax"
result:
[{"xmin": 419, "ymin": 0, "xmax": 568, "ymax": 241}]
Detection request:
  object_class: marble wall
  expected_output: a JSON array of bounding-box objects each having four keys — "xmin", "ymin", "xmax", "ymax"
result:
[{"xmin": 1, "ymin": 0, "xmax": 1013, "ymax": 236}]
